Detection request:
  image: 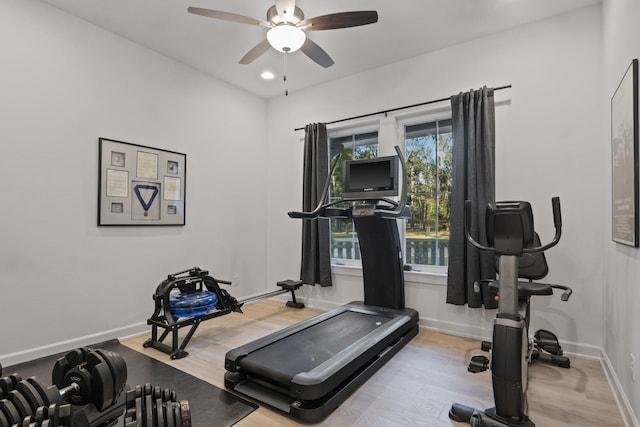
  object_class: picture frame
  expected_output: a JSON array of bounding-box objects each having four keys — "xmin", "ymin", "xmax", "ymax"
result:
[
  {"xmin": 611, "ymin": 59, "xmax": 639, "ymax": 247},
  {"xmin": 98, "ymin": 138, "xmax": 186, "ymax": 226}
]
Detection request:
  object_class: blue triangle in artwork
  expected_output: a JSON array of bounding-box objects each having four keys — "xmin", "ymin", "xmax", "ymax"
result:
[{"xmin": 134, "ymin": 184, "xmax": 159, "ymax": 211}]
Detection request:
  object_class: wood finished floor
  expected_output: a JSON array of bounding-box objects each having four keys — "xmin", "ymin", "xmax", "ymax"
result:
[{"xmin": 122, "ymin": 300, "xmax": 624, "ymax": 427}]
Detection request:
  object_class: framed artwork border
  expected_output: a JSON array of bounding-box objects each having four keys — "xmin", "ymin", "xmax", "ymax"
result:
[
  {"xmin": 611, "ymin": 59, "xmax": 640, "ymax": 247},
  {"xmin": 98, "ymin": 138, "xmax": 186, "ymax": 226}
]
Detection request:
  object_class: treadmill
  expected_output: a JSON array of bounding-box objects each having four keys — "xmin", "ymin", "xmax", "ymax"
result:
[{"xmin": 224, "ymin": 146, "xmax": 419, "ymax": 423}]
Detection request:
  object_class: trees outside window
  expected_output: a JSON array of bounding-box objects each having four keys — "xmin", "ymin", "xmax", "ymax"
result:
[{"xmin": 404, "ymin": 120, "xmax": 452, "ymax": 267}]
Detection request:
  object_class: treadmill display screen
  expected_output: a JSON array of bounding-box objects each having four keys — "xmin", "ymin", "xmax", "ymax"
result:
[{"xmin": 342, "ymin": 155, "xmax": 399, "ymax": 201}]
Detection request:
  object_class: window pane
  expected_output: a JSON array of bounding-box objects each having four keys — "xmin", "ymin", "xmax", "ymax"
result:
[
  {"xmin": 329, "ymin": 132, "xmax": 378, "ymax": 261},
  {"xmin": 405, "ymin": 119, "xmax": 452, "ymax": 267}
]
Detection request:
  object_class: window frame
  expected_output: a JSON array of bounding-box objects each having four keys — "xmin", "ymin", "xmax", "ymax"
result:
[
  {"xmin": 398, "ymin": 113, "xmax": 452, "ymax": 275},
  {"xmin": 328, "ymin": 122, "xmax": 380, "ymax": 267},
  {"xmin": 327, "ymin": 109, "xmax": 452, "ymax": 274}
]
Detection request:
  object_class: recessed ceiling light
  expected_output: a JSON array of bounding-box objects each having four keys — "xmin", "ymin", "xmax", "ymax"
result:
[{"xmin": 261, "ymin": 71, "xmax": 275, "ymax": 80}]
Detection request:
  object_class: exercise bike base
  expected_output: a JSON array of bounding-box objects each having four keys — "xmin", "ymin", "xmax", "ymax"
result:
[
  {"xmin": 450, "ymin": 403, "xmax": 535, "ymax": 427},
  {"xmin": 531, "ymin": 348, "xmax": 571, "ymax": 368}
]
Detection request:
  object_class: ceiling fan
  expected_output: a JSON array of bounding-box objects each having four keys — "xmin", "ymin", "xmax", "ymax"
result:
[{"xmin": 187, "ymin": 0, "xmax": 378, "ymax": 68}]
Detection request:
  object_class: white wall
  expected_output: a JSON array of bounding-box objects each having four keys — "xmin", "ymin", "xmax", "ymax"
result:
[
  {"xmin": 0, "ymin": 0, "xmax": 268, "ymax": 365},
  {"xmin": 266, "ymin": 5, "xmax": 604, "ymax": 357},
  {"xmin": 602, "ymin": 1, "xmax": 640, "ymax": 425}
]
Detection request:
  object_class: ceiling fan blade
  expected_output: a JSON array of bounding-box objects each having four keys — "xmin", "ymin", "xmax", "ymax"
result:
[
  {"xmin": 187, "ymin": 7, "xmax": 271, "ymax": 28},
  {"xmin": 300, "ymin": 38, "xmax": 334, "ymax": 68},
  {"xmin": 301, "ymin": 11, "xmax": 378, "ymax": 31},
  {"xmin": 275, "ymin": 0, "xmax": 297, "ymax": 22},
  {"xmin": 239, "ymin": 39, "xmax": 271, "ymax": 64}
]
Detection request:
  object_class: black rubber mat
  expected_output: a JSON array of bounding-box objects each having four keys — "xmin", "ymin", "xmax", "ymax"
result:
[{"xmin": 4, "ymin": 339, "xmax": 257, "ymax": 426}]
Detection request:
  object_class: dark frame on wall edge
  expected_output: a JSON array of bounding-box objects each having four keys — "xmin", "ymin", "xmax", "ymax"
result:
[
  {"xmin": 98, "ymin": 137, "xmax": 186, "ymax": 226},
  {"xmin": 611, "ymin": 58, "xmax": 640, "ymax": 247}
]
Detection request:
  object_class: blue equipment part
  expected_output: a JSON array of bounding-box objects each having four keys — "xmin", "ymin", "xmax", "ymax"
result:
[
  {"xmin": 170, "ymin": 291, "xmax": 218, "ymax": 318},
  {"xmin": 170, "ymin": 290, "xmax": 218, "ymax": 309},
  {"xmin": 171, "ymin": 304, "xmax": 217, "ymax": 318}
]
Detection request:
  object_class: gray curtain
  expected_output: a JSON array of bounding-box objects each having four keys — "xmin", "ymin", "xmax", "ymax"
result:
[
  {"xmin": 300, "ymin": 123, "xmax": 332, "ymax": 287},
  {"xmin": 446, "ymin": 87, "xmax": 496, "ymax": 308}
]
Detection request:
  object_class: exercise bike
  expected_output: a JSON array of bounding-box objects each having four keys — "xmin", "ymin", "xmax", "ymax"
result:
[
  {"xmin": 473, "ymin": 232, "xmax": 573, "ymax": 371},
  {"xmin": 449, "ymin": 197, "xmax": 565, "ymax": 427}
]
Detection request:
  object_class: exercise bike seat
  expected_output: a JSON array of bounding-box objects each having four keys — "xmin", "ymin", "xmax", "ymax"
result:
[{"xmin": 489, "ymin": 231, "xmax": 553, "ymax": 298}]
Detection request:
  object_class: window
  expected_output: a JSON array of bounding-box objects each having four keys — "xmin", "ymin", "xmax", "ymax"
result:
[
  {"xmin": 327, "ymin": 117, "xmax": 452, "ymax": 270},
  {"xmin": 329, "ymin": 131, "xmax": 378, "ymax": 263},
  {"xmin": 404, "ymin": 120, "xmax": 452, "ymax": 267}
]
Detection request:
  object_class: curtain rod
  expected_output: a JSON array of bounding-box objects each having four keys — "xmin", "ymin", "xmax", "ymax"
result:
[{"xmin": 294, "ymin": 84, "xmax": 512, "ymax": 131}]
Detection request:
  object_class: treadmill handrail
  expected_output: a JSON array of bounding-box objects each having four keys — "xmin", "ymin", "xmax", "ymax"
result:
[
  {"xmin": 389, "ymin": 145, "xmax": 408, "ymax": 216},
  {"xmin": 288, "ymin": 145, "xmax": 409, "ymax": 220},
  {"xmin": 287, "ymin": 153, "xmax": 341, "ymax": 219}
]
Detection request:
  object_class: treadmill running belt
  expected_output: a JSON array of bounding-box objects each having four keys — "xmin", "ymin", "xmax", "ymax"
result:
[{"xmin": 239, "ymin": 310, "xmax": 391, "ymax": 384}]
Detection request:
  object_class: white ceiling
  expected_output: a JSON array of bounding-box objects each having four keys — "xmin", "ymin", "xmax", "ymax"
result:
[{"xmin": 40, "ymin": 0, "xmax": 600, "ymax": 99}]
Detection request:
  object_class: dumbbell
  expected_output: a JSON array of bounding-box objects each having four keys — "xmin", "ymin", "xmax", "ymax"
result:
[
  {"xmin": 0, "ymin": 371, "xmax": 75, "ymax": 427},
  {"xmin": 0, "ymin": 371, "xmax": 23, "ymax": 401},
  {"xmin": 123, "ymin": 383, "xmax": 191, "ymax": 427},
  {"xmin": 0, "ymin": 375, "xmax": 72, "ymax": 427},
  {"xmin": 0, "ymin": 345, "xmax": 126, "ymax": 427},
  {"xmin": 1, "ymin": 401, "xmax": 72, "ymax": 427},
  {"xmin": 0, "ymin": 370, "xmax": 30, "ymax": 426},
  {"xmin": 51, "ymin": 347, "xmax": 127, "ymax": 412}
]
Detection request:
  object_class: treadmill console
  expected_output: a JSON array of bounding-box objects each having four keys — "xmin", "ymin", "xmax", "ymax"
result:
[{"xmin": 351, "ymin": 204, "xmax": 377, "ymax": 217}]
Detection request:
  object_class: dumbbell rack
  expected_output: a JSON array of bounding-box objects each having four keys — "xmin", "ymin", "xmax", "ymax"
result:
[
  {"xmin": 144, "ymin": 267, "xmax": 305, "ymax": 360},
  {"xmin": 123, "ymin": 383, "xmax": 190, "ymax": 427},
  {"xmin": 0, "ymin": 348, "xmax": 190, "ymax": 427},
  {"xmin": 0, "ymin": 349, "xmax": 127, "ymax": 427},
  {"xmin": 0, "ymin": 371, "xmax": 76, "ymax": 427}
]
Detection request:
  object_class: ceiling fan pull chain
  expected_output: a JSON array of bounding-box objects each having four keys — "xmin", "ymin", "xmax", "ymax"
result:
[{"xmin": 283, "ymin": 47, "xmax": 289, "ymax": 96}]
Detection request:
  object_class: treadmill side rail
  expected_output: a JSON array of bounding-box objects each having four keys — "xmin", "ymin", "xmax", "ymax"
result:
[{"xmin": 290, "ymin": 313, "xmax": 415, "ymax": 398}]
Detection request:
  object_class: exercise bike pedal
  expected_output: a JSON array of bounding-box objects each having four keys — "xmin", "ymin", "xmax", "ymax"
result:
[
  {"xmin": 481, "ymin": 340, "xmax": 492, "ymax": 352},
  {"xmin": 468, "ymin": 354, "xmax": 490, "ymax": 373},
  {"xmin": 534, "ymin": 329, "xmax": 563, "ymax": 355},
  {"xmin": 550, "ymin": 354, "xmax": 571, "ymax": 368}
]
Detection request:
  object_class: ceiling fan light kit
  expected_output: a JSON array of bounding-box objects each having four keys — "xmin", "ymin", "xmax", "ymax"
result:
[{"xmin": 267, "ymin": 25, "xmax": 306, "ymax": 53}]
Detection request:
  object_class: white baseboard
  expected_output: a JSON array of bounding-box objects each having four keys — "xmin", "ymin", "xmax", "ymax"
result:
[
  {"xmin": 1, "ymin": 322, "xmax": 148, "ymax": 367},
  {"xmin": 601, "ymin": 350, "xmax": 639, "ymax": 427},
  {"xmin": 418, "ymin": 315, "xmax": 492, "ymax": 342},
  {"xmin": 420, "ymin": 315, "xmax": 603, "ymax": 359}
]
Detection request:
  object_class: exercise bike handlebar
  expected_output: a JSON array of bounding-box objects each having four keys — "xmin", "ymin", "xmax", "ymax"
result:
[
  {"xmin": 534, "ymin": 196, "xmax": 562, "ymax": 253},
  {"xmin": 288, "ymin": 145, "xmax": 409, "ymax": 219},
  {"xmin": 464, "ymin": 196, "xmax": 562, "ymax": 254}
]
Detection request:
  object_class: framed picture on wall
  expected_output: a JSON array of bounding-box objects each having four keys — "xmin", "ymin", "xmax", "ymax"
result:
[
  {"xmin": 98, "ymin": 138, "xmax": 187, "ymax": 226},
  {"xmin": 611, "ymin": 58, "xmax": 639, "ymax": 247}
]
